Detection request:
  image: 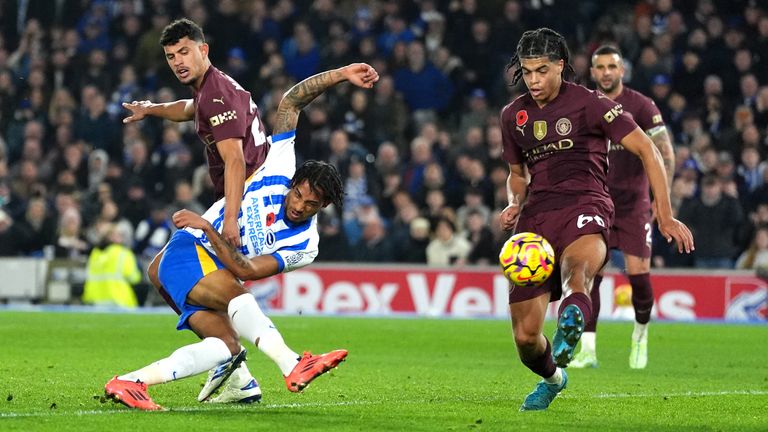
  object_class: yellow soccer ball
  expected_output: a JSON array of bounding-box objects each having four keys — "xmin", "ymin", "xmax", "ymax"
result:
[
  {"xmin": 614, "ymin": 283, "xmax": 633, "ymax": 307},
  {"xmin": 499, "ymin": 232, "xmax": 556, "ymax": 287}
]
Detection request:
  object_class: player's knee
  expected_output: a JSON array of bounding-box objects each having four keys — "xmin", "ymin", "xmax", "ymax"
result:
[{"xmin": 513, "ymin": 330, "xmax": 539, "ymax": 350}]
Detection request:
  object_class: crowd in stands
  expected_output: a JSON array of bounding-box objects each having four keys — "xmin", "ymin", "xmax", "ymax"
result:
[{"xmin": 1, "ymin": 0, "xmax": 768, "ymax": 273}]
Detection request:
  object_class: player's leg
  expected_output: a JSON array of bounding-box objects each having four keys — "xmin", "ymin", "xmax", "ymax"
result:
[
  {"xmin": 189, "ymin": 310, "xmax": 262, "ymax": 403},
  {"xmin": 187, "ymin": 270, "xmax": 301, "ymax": 373},
  {"xmin": 188, "ymin": 269, "xmax": 347, "ymax": 392},
  {"xmin": 149, "ymin": 248, "xmax": 259, "ymax": 401},
  {"xmin": 624, "ymin": 252, "xmax": 652, "ymax": 369},
  {"xmin": 512, "ymin": 293, "xmax": 568, "ymax": 411},
  {"xmin": 105, "ymin": 313, "xmax": 233, "ymax": 411},
  {"xmin": 570, "ymin": 269, "xmax": 602, "ymax": 368},
  {"xmin": 552, "ymin": 234, "xmax": 607, "ymax": 367}
]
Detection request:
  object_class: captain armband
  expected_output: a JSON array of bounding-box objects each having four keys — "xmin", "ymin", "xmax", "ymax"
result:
[{"xmin": 645, "ymin": 125, "xmax": 667, "ymax": 137}]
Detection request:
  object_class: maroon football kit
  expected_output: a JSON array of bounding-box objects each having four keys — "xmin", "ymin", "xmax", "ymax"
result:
[
  {"xmin": 194, "ymin": 66, "xmax": 269, "ymax": 199},
  {"xmin": 501, "ymin": 81, "xmax": 638, "ymax": 303},
  {"xmin": 605, "ymin": 86, "xmax": 665, "ymax": 258}
]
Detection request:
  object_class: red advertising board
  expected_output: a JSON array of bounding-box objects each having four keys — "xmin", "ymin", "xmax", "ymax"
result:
[{"xmin": 244, "ymin": 265, "xmax": 768, "ymax": 322}]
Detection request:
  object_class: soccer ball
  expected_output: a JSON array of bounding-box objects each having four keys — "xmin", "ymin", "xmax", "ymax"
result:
[
  {"xmin": 499, "ymin": 232, "xmax": 556, "ymax": 287},
  {"xmin": 614, "ymin": 283, "xmax": 633, "ymax": 307}
]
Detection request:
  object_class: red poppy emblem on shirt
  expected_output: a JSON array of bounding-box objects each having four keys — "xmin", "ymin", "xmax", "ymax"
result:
[
  {"xmin": 516, "ymin": 110, "xmax": 528, "ymax": 126},
  {"xmin": 266, "ymin": 212, "xmax": 276, "ymax": 226}
]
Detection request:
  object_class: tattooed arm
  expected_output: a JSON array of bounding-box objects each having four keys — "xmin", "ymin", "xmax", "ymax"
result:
[
  {"xmin": 172, "ymin": 210, "xmax": 279, "ymax": 280},
  {"xmin": 650, "ymin": 127, "xmax": 675, "ymax": 188},
  {"xmin": 272, "ymin": 63, "xmax": 379, "ymax": 135}
]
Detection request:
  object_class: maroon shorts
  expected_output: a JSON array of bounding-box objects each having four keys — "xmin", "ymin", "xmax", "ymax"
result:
[
  {"xmin": 608, "ymin": 200, "xmax": 653, "ymax": 259},
  {"xmin": 508, "ymin": 203, "xmax": 613, "ymax": 304}
]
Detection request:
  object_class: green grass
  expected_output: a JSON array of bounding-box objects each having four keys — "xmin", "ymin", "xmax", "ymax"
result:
[{"xmin": 0, "ymin": 311, "xmax": 766, "ymax": 431}]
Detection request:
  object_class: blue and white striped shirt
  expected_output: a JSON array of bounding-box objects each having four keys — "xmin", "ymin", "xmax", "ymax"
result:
[{"xmin": 185, "ymin": 130, "xmax": 318, "ymax": 272}]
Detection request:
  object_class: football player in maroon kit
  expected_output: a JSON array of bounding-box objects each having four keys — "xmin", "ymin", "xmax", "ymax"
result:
[
  {"xmin": 121, "ymin": 18, "xmax": 270, "ymax": 405},
  {"xmin": 499, "ymin": 28, "xmax": 693, "ymax": 411},
  {"xmin": 123, "ymin": 18, "xmax": 268, "ymax": 249},
  {"xmin": 570, "ymin": 45, "xmax": 676, "ymax": 370}
]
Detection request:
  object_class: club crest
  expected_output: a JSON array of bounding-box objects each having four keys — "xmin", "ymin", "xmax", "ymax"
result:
[{"xmin": 555, "ymin": 118, "xmax": 572, "ymax": 136}]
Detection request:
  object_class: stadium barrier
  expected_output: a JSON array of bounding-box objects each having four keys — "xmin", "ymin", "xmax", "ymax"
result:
[{"xmin": 0, "ymin": 259, "xmax": 765, "ymax": 322}]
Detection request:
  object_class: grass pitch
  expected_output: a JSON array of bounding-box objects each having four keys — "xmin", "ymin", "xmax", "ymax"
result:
[{"xmin": 0, "ymin": 310, "xmax": 766, "ymax": 431}]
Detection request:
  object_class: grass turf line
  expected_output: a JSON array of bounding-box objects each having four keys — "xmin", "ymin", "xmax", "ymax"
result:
[{"xmin": 0, "ymin": 311, "xmax": 766, "ymax": 431}]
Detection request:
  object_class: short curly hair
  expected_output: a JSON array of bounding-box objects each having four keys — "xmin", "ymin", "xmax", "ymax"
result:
[
  {"xmin": 160, "ymin": 18, "xmax": 205, "ymax": 46},
  {"xmin": 291, "ymin": 160, "xmax": 344, "ymax": 209}
]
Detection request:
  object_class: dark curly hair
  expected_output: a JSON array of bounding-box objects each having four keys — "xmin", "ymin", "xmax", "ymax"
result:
[
  {"xmin": 506, "ymin": 27, "xmax": 574, "ymax": 86},
  {"xmin": 159, "ymin": 18, "xmax": 205, "ymax": 46},
  {"xmin": 291, "ymin": 160, "xmax": 344, "ymax": 209}
]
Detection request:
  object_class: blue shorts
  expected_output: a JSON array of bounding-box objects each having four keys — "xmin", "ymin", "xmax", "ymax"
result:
[{"xmin": 158, "ymin": 230, "xmax": 226, "ymax": 331}]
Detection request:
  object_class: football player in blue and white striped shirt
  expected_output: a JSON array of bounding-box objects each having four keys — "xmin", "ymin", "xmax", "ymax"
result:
[{"xmin": 105, "ymin": 63, "xmax": 379, "ymax": 410}]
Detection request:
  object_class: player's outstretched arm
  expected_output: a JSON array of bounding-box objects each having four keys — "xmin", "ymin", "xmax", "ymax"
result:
[
  {"xmin": 500, "ymin": 163, "xmax": 529, "ymax": 231},
  {"xmin": 122, "ymin": 99, "xmax": 194, "ymax": 123},
  {"xmin": 272, "ymin": 63, "xmax": 379, "ymax": 135},
  {"xmin": 172, "ymin": 210, "xmax": 279, "ymax": 280},
  {"xmin": 620, "ymin": 128, "xmax": 694, "ymax": 253}
]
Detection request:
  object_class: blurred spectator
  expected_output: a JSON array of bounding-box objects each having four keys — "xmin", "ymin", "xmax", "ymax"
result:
[
  {"xmin": 350, "ymin": 216, "xmax": 396, "ymax": 262},
  {"xmin": 415, "ymin": 161, "xmax": 445, "ymax": 208},
  {"xmin": 82, "ymin": 224, "xmax": 141, "ymax": 308},
  {"xmin": 678, "ymin": 175, "xmax": 744, "ymax": 269},
  {"xmin": 423, "ymin": 188, "xmax": 448, "ymax": 229},
  {"xmin": 460, "ymin": 19, "xmax": 494, "ymax": 93},
  {"xmin": 368, "ymin": 75, "xmax": 408, "ymax": 147},
  {"xmin": 54, "ymin": 207, "xmax": 90, "ymax": 259},
  {"xmin": 90, "ymin": 198, "xmax": 133, "ymax": 243},
  {"xmin": 76, "ymin": 90, "xmax": 120, "ymax": 159},
  {"xmin": 394, "ymin": 41, "xmax": 453, "ymax": 124},
  {"xmin": 282, "ymin": 22, "xmax": 320, "ymax": 81},
  {"xmin": 122, "ymin": 180, "xmax": 150, "ymax": 228},
  {"xmin": 377, "ymin": 15, "xmax": 415, "ymax": 57},
  {"xmin": 335, "ymin": 89, "xmax": 374, "ymax": 153},
  {"xmin": 397, "ymin": 216, "xmax": 431, "ymax": 264},
  {"xmin": 458, "ymin": 89, "xmax": 491, "ymax": 141},
  {"xmin": 222, "ymin": 47, "xmax": 250, "ymax": 84},
  {"xmin": 426, "ymin": 217, "xmax": 471, "ymax": 267},
  {"xmin": 735, "ymin": 225, "xmax": 768, "ymax": 271},
  {"xmin": 316, "ymin": 207, "xmax": 350, "ymax": 262},
  {"xmin": 673, "ymin": 50, "xmax": 705, "ymax": 103},
  {"xmin": 167, "ymin": 180, "xmax": 205, "ymax": 216},
  {"xmin": 77, "ymin": 49, "xmax": 112, "ymax": 96},
  {"xmin": 87, "ymin": 149, "xmax": 109, "ymax": 192},
  {"xmin": 456, "ymin": 186, "xmax": 491, "ymax": 231},
  {"xmin": 737, "ymin": 146, "xmax": 766, "ymax": 195},
  {"xmin": 0, "ymin": 209, "xmax": 24, "ymax": 256},
  {"xmin": 15, "ymin": 196, "xmax": 56, "ymax": 255},
  {"xmin": 343, "ymin": 158, "xmax": 378, "ymax": 220},
  {"xmin": 0, "ymin": 176, "xmax": 24, "ymax": 219},
  {"xmin": 133, "ymin": 201, "xmax": 173, "ymax": 264},
  {"xmin": 465, "ymin": 208, "xmax": 496, "ymax": 265},
  {"xmin": 327, "ymin": 129, "xmax": 365, "ymax": 181},
  {"xmin": 403, "ymin": 136, "xmax": 433, "ymax": 196}
]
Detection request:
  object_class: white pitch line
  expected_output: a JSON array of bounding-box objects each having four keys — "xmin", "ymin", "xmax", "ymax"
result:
[{"xmin": 1, "ymin": 390, "xmax": 766, "ymax": 418}]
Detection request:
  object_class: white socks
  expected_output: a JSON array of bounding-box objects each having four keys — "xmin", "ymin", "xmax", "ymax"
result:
[
  {"xmin": 632, "ymin": 322, "xmax": 648, "ymax": 341},
  {"xmin": 544, "ymin": 368, "xmax": 564, "ymax": 386},
  {"xmin": 228, "ymin": 293, "xmax": 300, "ymax": 376},
  {"xmin": 580, "ymin": 332, "xmax": 596, "ymax": 354},
  {"xmin": 228, "ymin": 361, "xmax": 255, "ymax": 387},
  {"xmin": 118, "ymin": 337, "xmax": 231, "ymax": 386}
]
